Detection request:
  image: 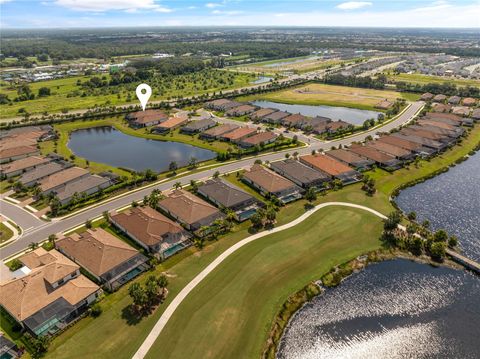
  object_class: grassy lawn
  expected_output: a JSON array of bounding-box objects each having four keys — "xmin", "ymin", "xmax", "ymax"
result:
[
  {"xmin": 40, "ymin": 124, "xmax": 480, "ymax": 359},
  {"xmin": 0, "ymin": 70, "xmax": 255, "ymax": 119},
  {"xmin": 146, "ymin": 207, "xmax": 383, "ymax": 359},
  {"xmin": 238, "ymin": 83, "xmax": 417, "ymax": 111},
  {"xmin": 387, "ymin": 73, "xmax": 480, "ymax": 88},
  {"xmin": 0, "ymin": 222, "xmax": 14, "ymax": 243}
]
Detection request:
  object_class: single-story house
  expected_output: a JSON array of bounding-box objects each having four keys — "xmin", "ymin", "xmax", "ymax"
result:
[
  {"xmin": 242, "ymin": 164, "xmax": 303, "ymax": 204},
  {"xmin": 262, "ymin": 111, "xmax": 290, "ymax": 124},
  {"xmin": 366, "ymin": 141, "xmax": 415, "ymax": 161},
  {"xmin": 158, "ymin": 189, "xmax": 225, "ymax": 233},
  {"xmin": 401, "ymin": 127, "xmax": 452, "ymax": 144},
  {"xmin": 152, "ymin": 117, "xmax": 189, "ymax": 134},
  {"xmin": 391, "ymin": 133, "xmax": 446, "ymax": 152},
  {"xmin": 300, "ymin": 154, "xmax": 360, "ymax": 184},
  {"xmin": 19, "ymin": 162, "xmax": 69, "ymax": 187},
  {"xmin": 425, "ymin": 112, "xmax": 473, "ymax": 126},
  {"xmin": 413, "ymin": 124, "xmax": 463, "ymax": 139},
  {"xmin": 462, "ymin": 97, "xmax": 476, "ymax": 107},
  {"xmin": 204, "ymin": 99, "xmax": 242, "ymax": 111},
  {"xmin": 349, "ymin": 144, "xmax": 403, "ymax": 170},
  {"xmin": 378, "ymin": 135, "xmax": 434, "ymax": 157},
  {"xmin": 127, "ymin": 109, "xmax": 168, "ymax": 128},
  {"xmin": 200, "ymin": 123, "xmax": 239, "ymax": 140},
  {"xmin": 0, "ymin": 248, "xmax": 101, "ymax": 337},
  {"xmin": 197, "ymin": 179, "xmax": 263, "ymax": 221},
  {"xmin": 250, "ymin": 108, "xmax": 277, "ymax": 121},
  {"xmin": 447, "ymin": 95, "xmax": 461, "ymax": 105},
  {"xmin": 420, "ymin": 92, "xmax": 434, "ymax": 101},
  {"xmin": 375, "ymin": 100, "xmax": 393, "ymax": 110},
  {"xmin": 180, "ymin": 118, "xmax": 216, "ymax": 134},
  {"xmin": 326, "ymin": 120, "xmax": 352, "ymax": 134},
  {"xmin": 270, "ymin": 159, "xmax": 330, "ymax": 190},
  {"xmin": 432, "ymin": 94, "xmax": 447, "ymax": 103},
  {"xmin": 221, "ymin": 127, "xmax": 257, "ymax": 143},
  {"xmin": 451, "ymin": 106, "xmax": 470, "ymax": 116},
  {"xmin": 1, "ymin": 125, "xmax": 54, "ymax": 143},
  {"xmin": 432, "ymin": 103, "xmax": 451, "ymax": 113},
  {"xmin": 471, "ymin": 108, "xmax": 480, "ymax": 121},
  {"xmin": 39, "ymin": 167, "xmax": 90, "ymax": 195},
  {"xmin": 56, "ymin": 228, "xmax": 149, "ymax": 291},
  {"xmin": 302, "ymin": 116, "xmax": 332, "ymax": 134},
  {"xmin": 281, "ymin": 114, "xmax": 307, "ymax": 128},
  {"xmin": 239, "ymin": 131, "xmax": 277, "ymax": 148},
  {"xmin": 52, "ymin": 174, "xmax": 112, "ymax": 205},
  {"xmin": 326, "ymin": 149, "xmax": 374, "ymax": 171},
  {"xmin": 110, "ymin": 206, "xmax": 192, "ymax": 260},
  {"xmin": 0, "ymin": 156, "xmax": 50, "ymax": 178},
  {"xmin": 0, "ymin": 145, "xmax": 39, "ymax": 164},
  {"xmin": 225, "ymin": 104, "xmax": 257, "ymax": 117},
  {"xmin": 418, "ymin": 119, "xmax": 462, "ymax": 132}
]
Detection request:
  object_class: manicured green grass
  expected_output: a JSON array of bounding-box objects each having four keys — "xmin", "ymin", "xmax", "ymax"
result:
[
  {"xmin": 0, "ymin": 222, "xmax": 14, "ymax": 243},
  {"xmin": 238, "ymin": 83, "xmax": 415, "ymax": 111},
  {"xmin": 43, "ymin": 124, "xmax": 480, "ymax": 359},
  {"xmin": 146, "ymin": 208, "xmax": 383, "ymax": 359},
  {"xmin": 387, "ymin": 73, "xmax": 480, "ymax": 88}
]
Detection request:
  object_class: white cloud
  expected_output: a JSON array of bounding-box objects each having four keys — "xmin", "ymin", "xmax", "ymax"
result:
[
  {"xmin": 206, "ymin": 2, "xmax": 222, "ymax": 8},
  {"xmin": 412, "ymin": 0, "xmax": 451, "ymax": 12},
  {"xmin": 336, "ymin": 1, "xmax": 372, "ymax": 10},
  {"xmin": 0, "ymin": 0, "xmax": 14, "ymax": 3},
  {"xmin": 212, "ymin": 10, "xmax": 242, "ymax": 15},
  {"xmin": 53, "ymin": 0, "xmax": 171, "ymax": 12}
]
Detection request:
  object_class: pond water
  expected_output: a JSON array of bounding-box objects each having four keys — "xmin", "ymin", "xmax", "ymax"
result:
[
  {"xmin": 396, "ymin": 151, "xmax": 480, "ymax": 261},
  {"xmin": 278, "ymin": 259, "xmax": 480, "ymax": 359},
  {"xmin": 68, "ymin": 126, "xmax": 216, "ymax": 173},
  {"xmin": 251, "ymin": 76, "xmax": 273, "ymax": 84},
  {"xmin": 250, "ymin": 100, "xmax": 381, "ymax": 125},
  {"xmin": 263, "ymin": 56, "xmax": 318, "ymax": 68}
]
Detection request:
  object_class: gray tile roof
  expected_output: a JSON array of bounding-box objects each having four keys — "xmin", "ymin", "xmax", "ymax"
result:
[{"xmin": 197, "ymin": 179, "xmax": 254, "ymax": 208}]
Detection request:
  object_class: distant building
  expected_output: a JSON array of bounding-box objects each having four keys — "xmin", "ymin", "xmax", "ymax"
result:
[
  {"xmin": 200, "ymin": 123, "xmax": 238, "ymax": 140},
  {"xmin": 180, "ymin": 118, "xmax": 216, "ymax": 134},
  {"xmin": 250, "ymin": 108, "xmax": 277, "ymax": 121},
  {"xmin": 447, "ymin": 95, "xmax": 461, "ymax": 105},
  {"xmin": 0, "ymin": 146, "xmax": 39, "ymax": 164},
  {"xmin": 349, "ymin": 144, "xmax": 403, "ymax": 170},
  {"xmin": 262, "ymin": 111, "xmax": 290, "ymax": 124},
  {"xmin": 0, "ymin": 156, "xmax": 50, "ymax": 178},
  {"xmin": 239, "ymin": 131, "xmax": 277, "ymax": 148},
  {"xmin": 152, "ymin": 117, "xmax": 189, "ymax": 134},
  {"xmin": 432, "ymin": 94, "xmax": 447, "ymax": 103},
  {"xmin": 462, "ymin": 97, "xmax": 476, "ymax": 107},
  {"xmin": 221, "ymin": 127, "xmax": 257, "ymax": 143},
  {"xmin": 326, "ymin": 149, "xmax": 374, "ymax": 171},
  {"xmin": 225, "ymin": 104, "xmax": 257, "ymax": 117},
  {"xmin": 270, "ymin": 159, "xmax": 330, "ymax": 190},
  {"xmin": 300, "ymin": 154, "xmax": 360, "ymax": 184},
  {"xmin": 420, "ymin": 92, "xmax": 434, "ymax": 101},
  {"xmin": 126, "ymin": 109, "xmax": 168, "ymax": 128}
]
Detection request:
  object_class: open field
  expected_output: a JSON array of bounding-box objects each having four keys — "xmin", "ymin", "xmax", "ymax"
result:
[
  {"xmin": 233, "ymin": 56, "xmax": 353, "ymax": 74},
  {"xmin": 145, "ymin": 207, "xmax": 383, "ymax": 359},
  {"xmin": 238, "ymin": 83, "xmax": 419, "ymax": 111},
  {"xmin": 0, "ymin": 70, "xmax": 255, "ymax": 119},
  {"xmin": 387, "ymin": 73, "xmax": 480, "ymax": 88},
  {"xmin": 37, "ymin": 124, "xmax": 480, "ymax": 359}
]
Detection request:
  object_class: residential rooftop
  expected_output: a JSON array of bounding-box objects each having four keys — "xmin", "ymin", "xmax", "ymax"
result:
[
  {"xmin": 39, "ymin": 167, "xmax": 89, "ymax": 192},
  {"xmin": 243, "ymin": 164, "xmax": 298, "ymax": 193},
  {"xmin": 300, "ymin": 154, "xmax": 354, "ymax": 176}
]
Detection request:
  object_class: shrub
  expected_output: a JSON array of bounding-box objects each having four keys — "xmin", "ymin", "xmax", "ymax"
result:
[{"xmin": 90, "ymin": 304, "xmax": 102, "ymax": 317}]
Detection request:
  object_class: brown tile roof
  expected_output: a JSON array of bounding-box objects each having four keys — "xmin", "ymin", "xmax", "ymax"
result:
[
  {"xmin": 250, "ymin": 108, "xmax": 277, "ymax": 119},
  {"xmin": 1, "ymin": 249, "xmax": 99, "ymax": 322},
  {"xmin": 0, "ymin": 137, "xmax": 38, "ymax": 150},
  {"xmin": 401, "ymin": 127, "xmax": 445, "ymax": 141},
  {"xmin": 243, "ymin": 164, "xmax": 297, "ymax": 193},
  {"xmin": 326, "ymin": 148, "xmax": 370, "ymax": 165},
  {"xmin": 300, "ymin": 154, "xmax": 354, "ymax": 176},
  {"xmin": 462, "ymin": 97, "xmax": 476, "ymax": 106},
  {"xmin": 367, "ymin": 141, "xmax": 411, "ymax": 158},
  {"xmin": 0, "ymin": 146, "xmax": 38, "ymax": 160},
  {"xmin": 222, "ymin": 127, "xmax": 257, "ymax": 141},
  {"xmin": 0, "ymin": 156, "xmax": 49, "ymax": 174},
  {"xmin": 111, "ymin": 206, "xmax": 184, "ymax": 247},
  {"xmin": 432, "ymin": 103, "xmax": 451, "ymax": 113},
  {"xmin": 128, "ymin": 109, "xmax": 168, "ymax": 123},
  {"xmin": 201, "ymin": 123, "xmax": 238, "ymax": 137},
  {"xmin": 225, "ymin": 104, "xmax": 257, "ymax": 115},
  {"xmin": 241, "ymin": 132, "xmax": 277, "ymax": 146},
  {"xmin": 155, "ymin": 117, "xmax": 188, "ymax": 129},
  {"xmin": 377, "ymin": 135, "xmax": 422, "ymax": 151},
  {"xmin": 418, "ymin": 119, "xmax": 457, "ymax": 131},
  {"xmin": 433, "ymin": 94, "xmax": 446, "ymax": 102},
  {"xmin": 327, "ymin": 121, "xmax": 351, "ymax": 132},
  {"xmin": 349, "ymin": 144, "xmax": 397, "ymax": 163},
  {"xmin": 159, "ymin": 189, "xmax": 221, "ymax": 226},
  {"xmin": 375, "ymin": 100, "xmax": 393, "ymax": 109},
  {"xmin": 420, "ymin": 92, "xmax": 434, "ymax": 101},
  {"xmin": 282, "ymin": 114, "xmax": 307, "ymax": 126},
  {"xmin": 56, "ymin": 228, "xmax": 140, "ymax": 277},
  {"xmin": 39, "ymin": 167, "xmax": 89, "ymax": 192}
]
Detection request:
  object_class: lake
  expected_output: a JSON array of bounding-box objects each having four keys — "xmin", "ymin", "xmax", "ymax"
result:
[
  {"xmin": 68, "ymin": 127, "xmax": 216, "ymax": 173},
  {"xmin": 396, "ymin": 151, "xmax": 480, "ymax": 261},
  {"xmin": 251, "ymin": 76, "xmax": 273, "ymax": 84},
  {"xmin": 278, "ymin": 259, "xmax": 480, "ymax": 359},
  {"xmin": 250, "ymin": 100, "xmax": 381, "ymax": 125}
]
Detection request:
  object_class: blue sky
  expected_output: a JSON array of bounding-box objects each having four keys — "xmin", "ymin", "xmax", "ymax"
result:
[{"xmin": 1, "ymin": 1, "xmax": 479, "ymax": 28}]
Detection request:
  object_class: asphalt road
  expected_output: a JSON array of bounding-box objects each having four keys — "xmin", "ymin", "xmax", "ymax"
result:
[{"xmin": 0, "ymin": 101, "xmax": 423, "ymax": 259}]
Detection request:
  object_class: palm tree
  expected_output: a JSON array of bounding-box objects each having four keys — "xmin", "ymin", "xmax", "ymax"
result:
[
  {"xmin": 29, "ymin": 242, "xmax": 38, "ymax": 251},
  {"xmin": 169, "ymin": 161, "xmax": 178, "ymax": 174},
  {"xmin": 145, "ymin": 275, "xmax": 159, "ymax": 306},
  {"xmin": 213, "ymin": 171, "xmax": 220, "ymax": 179},
  {"xmin": 173, "ymin": 182, "xmax": 182, "ymax": 190},
  {"xmin": 47, "ymin": 234, "xmax": 57, "ymax": 247},
  {"xmin": 305, "ymin": 187, "xmax": 317, "ymax": 204},
  {"xmin": 190, "ymin": 180, "xmax": 198, "ymax": 192},
  {"xmin": 157, "ymin": 274, "xmax": 169, "ymax": 297},
  {"xmin": 128, "ymin": 283, "xmax": 146, "ymax": 311}
]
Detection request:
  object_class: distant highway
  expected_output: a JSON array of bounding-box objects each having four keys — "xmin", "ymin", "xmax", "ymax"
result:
[{"xmin": 0, "ymin": 101, "xmax": 423, "ymax": 260}]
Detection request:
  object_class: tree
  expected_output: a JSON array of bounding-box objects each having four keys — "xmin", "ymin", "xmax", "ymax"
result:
[
  {"xmin": 433, "ymin": 229, "xmax": 448, "ymax": 242},
  {"xmin": 169, "ymin": 161, "xmax": 178, "ymax": 174},
  {"xmin": 266, "ymin": 205, "xmax": 277, "ymax": 224},
  {"xmin": 128, "ymin": 282, "xmax": 146, "ymax": 310},
  {"xmin": 85, "ymin": 219, "xmax": 92, "ymax": 229},
  {"xmin": 249, "ymin": 212, "xmax": 263, "ymax": 228},
  {"xmin": 49, "ymin": 196, "xmax": 61, "ymax": 216},
  {"xmin": 38, "ymin": 87, "xmax": 51, "ymax": 97},
  {"xmin": 384, "ymin": 211, "xmax": 401, "ymax": 231},
  {"xmin": 407, "ymin": 211, "xmax": 417, "ymax": 221},
  {"xmin": 304, "ymin": 187, "xmax": 317, "ymax": 203},
  {"xmin": 448, "ymin": 235, "xmax": 458, "ymax": 248},
  {"xmin": 421, "ymin": 219, "xmax": 430, "ymax": 229},
  {"xmin": 102, "ymin": 211, "xmax": 109, "ymax": 222},
  {"xmin": 157, "ymin": 274, "xmax": 169, "ymax": 296},
  {"xmin": 188, "ymin": 157, "xmax": 197, "ymax": 169},
  {"xmin": 430, "ymin": 242, "xmax": 446, "ymax": 262},
  {"xmin": 29, "ymin": 242, "xmax": 38, "ymax": 251},
  {"xmin": 145, "ymin": 275, "xmax": 160, "ymax": 305},
  {"xmin": 190, "ymin": 180, "xmax": 198, "ymax": 192},
  {"xmin": 47, "ymin": 234, "xmax": 57, "ymax": 246},
  {"xmin": 213, "ymin": 170, "xmax": 220, "ymax": 179},
  {"xmin": 173, "ymin": 182, "xmax": 182, "ymax": 190}
]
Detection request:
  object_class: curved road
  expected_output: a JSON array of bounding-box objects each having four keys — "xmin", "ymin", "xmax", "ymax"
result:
[
  {"xmin": 0, "ymin": 101, "xmax": 423, "ymax": 260},
  {"xmin": 132, "ymin": 201, "xmax": 388, "ymax": 359}
]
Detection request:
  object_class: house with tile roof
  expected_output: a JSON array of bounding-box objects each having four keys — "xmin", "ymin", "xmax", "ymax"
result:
[
  {"xmin": 0, "ymin": 248, "xmax": 101, "ymax": 337},
  {"xmin": 56, "ymin": 228, "xmax": 149, "ymax": 291},
  {"xmin": 300, "ymin": 154, "xmax": 360, "ymax": 184},
  {"xmin": 110, "ymin": 206, "xmax": 192, "ymax": 260}
]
